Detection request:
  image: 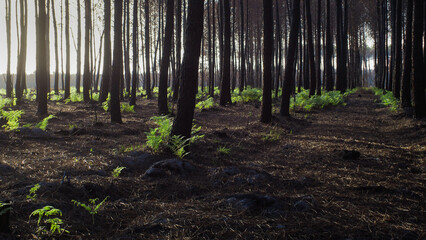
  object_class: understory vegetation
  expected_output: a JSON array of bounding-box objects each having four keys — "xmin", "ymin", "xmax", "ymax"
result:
[{"xmin": 372, "ymin": 87, "xmax": 399, "ymax": 111}]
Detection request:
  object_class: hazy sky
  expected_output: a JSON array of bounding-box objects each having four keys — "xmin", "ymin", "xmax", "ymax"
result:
[{"xmin": 0, "ymin": 1, "xmax": 105, "ymax": 75}]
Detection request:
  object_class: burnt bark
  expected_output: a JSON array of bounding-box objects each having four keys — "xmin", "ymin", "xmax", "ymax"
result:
[
  {"xmin": 280, "ymin": 0, "xmax": 300, "ymax": 116},
  {"xmin": 171, "ymin": 0, "xmax": 204, "ymax": 138}
]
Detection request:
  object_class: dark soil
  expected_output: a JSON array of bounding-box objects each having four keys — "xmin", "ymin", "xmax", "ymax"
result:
[{"xmin": 0, "ymin": 89, "xmax": 425, "ymax": 239}]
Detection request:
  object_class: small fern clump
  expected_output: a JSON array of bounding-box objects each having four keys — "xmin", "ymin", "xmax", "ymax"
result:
[
  {"xmin": 30, "ymin": 206, "xmax": 69, "ymax": 236},
  {"xmin": 35, "ymin": 115, "xmax": 56, "ymax": 131},
  {"xmin": 0, "ymin": 201, "xmax": 11, "ymax": 217},
  {"xmin": 26, "ymin": 184, "xmax": 41, "ymax": 201},
  {"xmin": 71, "ymin": 197, "xmax": 109, "ymax": 225},
  {"xmin": 373, "ymin": 88, "xmax": 399, "ymax": 111},
  {"xmin": 217, "ymin": 146, "xmax": 231, "ymax": 155},
  {"xmin": 145, "ymin": 116, "xmax": 204, "ymax": 158},
  {"xmin": 121, "ymin": 103, "xmax": 135, "ymax": 113},
  {"xmin": 1, "ymin": 109, "xmax": 24, "ymax": 130},
  {"xmin": 112, "ymin": 167, "xmax": 126, "ymax": 178},
  {"xmin": 195, "ymin": 97, "xmax": 216, "ymax": 110},
  {"xmin": 169, "ymin": 135, "xmax": 191, "ymax": 159}
]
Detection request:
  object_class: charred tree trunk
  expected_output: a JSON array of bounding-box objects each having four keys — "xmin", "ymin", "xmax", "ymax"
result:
[
  {"xmin": 401, "ymin": 0, "xmax": 413, "ymax": 109},
  {"xmin": 412, "ymin": 0, "xmax": 426, "ymax": 118},
  {"xmin": 239, "ymin": 0, "xmax": 245, "ymax": 92},
  {"xmin": 305, "ymin": 0, "xmax": 316, "ymax": 96},
  {"xmin": 130, "ymin": 0, "xmax": 138, "ymax": 106},
  {"xmin": 76, "ymin": 0, "xmax": 82, "ymax": 93},
  {"xmin": 220, "ymin": 0, "xmax": 232, "ymax": 106},
  {"xmin": 124, "ymin": 0, "xmax": 131, "ymax": 96},
  {"xmin": 51, "ymin": 0, "xmax": 60, "ymax": 96},
  {"xmin": 5, "ymin": 0, "xmax": 12, "ymax": 98},
  {"xmin": 392, "ymin": 0, "xmax": 402, "ymax": 99},
  {"xmin": 65, "ymin": 0, "xmax": 70, "ymax": 99},
  {"xmin": 36, "ymin": 0, "xmax": 48, "ymax": 115},
  {"xmin": 315, "ymin": 0, "xmax": 321, "ymax": 95},
  {"xmin": 171, "ymin": 0, "xmax": 204, "ymax": 138},
  {"xmin": 111, "ymin": 0, "xmax": 123, "ymax": 123},
  {"xmin": 261, "ymin": 0, "xmax": 273, "ymax": 123},
  {"xmin": 83, "ymin": 0, "xmax": 91, "ymax": 102},
  {"xmin": 100, "ymin": 0, "xmax": 111, "ymax": 103},
  {"xmin": 274, "ymin": 0, "xmax": 282, "ymax": 99},
  {"xmin": 15, "ymin": 0, "xmax": 28, "ymax": 104},
  {"xmin": 280, "ymin": 0, "xmax": 300, "ymax": 116},
  {"xmin": 172, "ymin": 0, "xmax": 182, "ymax": 101},
  {"xmin": 145, "ymin": 0, "xmax": 152, "ymax": 99},
  {"xmin": 158, "ymin": 0, "xmax": 174, "ymax": 114}
]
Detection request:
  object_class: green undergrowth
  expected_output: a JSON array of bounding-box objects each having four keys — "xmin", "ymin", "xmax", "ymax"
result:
[
  {"xmin": 0, "ymin": 96, "xmax": 22, "ymax": 130},
  {"xmin": 372, "ymin": 88, "xmax": 399, "ymax": 111},
  {"xmin": 290, "ymin": 88, "xmax": 356, "ymax": 111},
  {"xmin": 145, "ymin": 116, "xmax": 204, "ymax": 158}
]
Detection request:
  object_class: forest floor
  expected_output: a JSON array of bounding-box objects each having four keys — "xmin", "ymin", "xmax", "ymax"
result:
[{"xmin": 0, "ymin": 89, "xmax": 425, "ymax": 239}]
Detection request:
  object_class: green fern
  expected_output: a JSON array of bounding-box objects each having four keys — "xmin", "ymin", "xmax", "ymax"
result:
[
  {"xmin": 112, "ymin": 167, "xmax": 126, "ymax": 178},
  {"xmin": 0, "ymin": 201, "xmax": 11, "ymax": 217},
  {"xmin": 71, "ymin": 196, "xmax": 109, "ymax": 224},
  {"xmin": 169, "ymin": 135, "xmax": 191, "ymax": 159},
  {"xmin": 26, "ymin": 184, "xmax": 40, "ymax": 201},
  {"xmin": 1, "ymin": 109, "xmax": 24, "ymax": 130},
  {"xmin": 30, "ymin": 206, "xmax": 68, "ymax": 236},
  {"xmin": 121, "ymin": 103, "xmax": 135, "ymax": 113},
  {"xmin": 217, "ymin": 146, "xmax": 231, "ymax": 155},
  {"xmin": 35, "ymin": 115, "xmax": 56, "ymax": 131}
]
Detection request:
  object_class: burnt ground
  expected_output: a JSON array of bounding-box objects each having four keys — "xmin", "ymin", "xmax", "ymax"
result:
[{"xmin": 0, "ymin": 89, "xmax": 425, "ymax": 239}]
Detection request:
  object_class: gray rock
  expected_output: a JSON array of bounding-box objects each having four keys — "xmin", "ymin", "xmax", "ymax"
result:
[
  {"xmin": 122, "ymin": 154, "xmax": 155, "ymax": 170},
  {"xmin": 223, "ymin": 167, "xmax": 241, "ymax": 176},
  {"xmin": 17, "ymin": 127, "xmax": 51, "ymax": 139},
  {"xmin": 144, "ymin": 159, "xmax": 195, "ymax": 178},
  {"xmin": 276, "ymin": 224, "xmax": 285, "ymax": 230},
  {"xmin": 293, "ymin": 196, "xmax": 315, "ymax": 212},
  {"xmin": 0, "ymin": 164, "xmax": 14, "ymax": 175},
  {"xmin": 293, "ymin": 200, "xmax": 311, "ymax": 212},
  {"xmin": 227, "ymin": 194, "xmax": 285, "ymax": 217}
]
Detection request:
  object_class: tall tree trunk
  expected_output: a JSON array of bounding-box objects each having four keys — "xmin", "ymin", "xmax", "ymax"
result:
[
  {"xmin": 341, "ymin": 0, "xmax": 348, "ymax": 91},
  {"xmin": 100, "ymin": 0, "xmax": 111, "ymax": 103},
  {"xmin": 401, "ymin": 0, "xmax": 413, "ymax": 109},
  {"xmin": 211, "ymin": 0, "xmax": 216, "ymax": 97},
  {"xmin": 325, "ymin": 0, "xmax": 333, "ymax": 91},
  {"xmin": 412, "ymin": 0, "xmax": 426, "ymax": 118},
  {"xmin": 83, "ymin": 0, "xmax": 91, "ymax": 101},
  {"xmin": 16, "ymin": 0, "xmax": 28, "ymax": 104},
  {"xmin": 171, "ymin": 0, "xmax": 204, "ymax": 138},
  {"xmin": 218, "ymin": 0, "xmax": 224, "ymax": 91},
  {"xmin": 130, "ymin": 0, "xmax": 138, "ymax": 106},
  {"xmin": 207, "ymin": 0, "xmax": 213, "ymax": 96},
  {"xmin": 76, "ymin": 0, "xmax": 81, "ymax": 93},
  {"xmin": 261, "ymin": 0, "xmax": 273, "ymax": 123},
  {"xmin": 158, "ymin": 0, "xmax": 174, "ymax": 114},
  {"xmin": 392, "ymin": 0, "xmax": 402, "ymax": 99},
  {"xmin": 124, "ymin": 0, "xmax": 131, "ymax": 96},
  {"xmin": 274, "ymin": 0, "xmax": 282, "ymax": 98},
  {"xmin": 172, "ymin": 0, "xmax": 182, "ymax": 101},
  {"xmin": 220, "ymin": 0, "xmax": 232, "ymax": 105},
  {"xmin": 5, "ymin": 0, "xmax": 12, "ymax": 98},
  {"xmin": 280, "ymin": 0, "xmax": 300, "ymax": 116},
  {"xmin": 145, "ymin": 0, "xmax": 152, "ymax": 99},
  {"xmin": 36, "ymin": 0, "xmax": 48, "ymax": 115},
  {"xmin": 51, "ymin": 0, "xmax": 60, "ymax": 95},
  {"xmin": 65, "ymin": 0, "xmax": 70, "ymax": 99},
  {"xmin": 315, "ymin": 0, "xmax": 321, "ymax": 95},
  {"xmin": 305, "ymin": 0, "xmax": 316, "ymax": 96},
  {"xmin": 335, "ymin": 0, "xmax": 344, "ymax": 91},
  {"xmin": 111, "ymin": 0, "xmax": 123, "ymax": 123},
  {"xmin": 239, "ymin": 0, "xmax": 245, "ymax": 92},
  {"xmin": 45, "ymin": 0, "xmax": 50, "ymax": 94}
]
